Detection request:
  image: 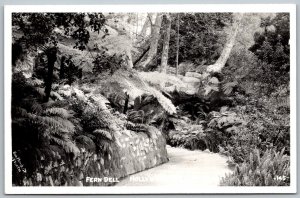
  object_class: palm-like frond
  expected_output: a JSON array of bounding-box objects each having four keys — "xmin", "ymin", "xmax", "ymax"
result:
[
  {"xmin": 148, "ymin": 86, "xmax": 176, "ymax": 114},
  {"xmin": 100, "ymin": 69, "xmax": 177, "ymax": 114}
]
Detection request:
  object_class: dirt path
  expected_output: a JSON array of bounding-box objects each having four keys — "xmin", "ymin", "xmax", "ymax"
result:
[{"xmin": 117, "ymin": 145, "xmax": 232, "ymax": 187}]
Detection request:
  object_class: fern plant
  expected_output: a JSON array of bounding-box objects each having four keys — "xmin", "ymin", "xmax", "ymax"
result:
[
  {"xmin": 222, "ymin": 81, "xmax": 238, "ymax": 95},
  {"xmin": 168, "ymin": 121, "xmax": 207, "ymax": 151},
  {"xmin": 11, "ymin": 73, "xmax": 82, "ymax": 185},
  {"xmin": 98, "ymin": 68, "xmax": 177, "ymax": 115},
  {"xmin": 220, "ymin": 148, "xmax": 290, "ymax": 186}
]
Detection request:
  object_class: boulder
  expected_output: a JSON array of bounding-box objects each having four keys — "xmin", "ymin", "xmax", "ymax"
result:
[
  {"xmin": 182, "ymin": 76, "xmax": 200, "ymax": 83},
  {"xmin": 185, "ymin": 72, "xmax": 202, "ymax": 79}
]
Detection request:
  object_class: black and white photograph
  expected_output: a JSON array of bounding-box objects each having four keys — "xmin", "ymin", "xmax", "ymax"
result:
[{"xmin": 4, "ymin": 4, "xmax": 296, "ymax": 194}]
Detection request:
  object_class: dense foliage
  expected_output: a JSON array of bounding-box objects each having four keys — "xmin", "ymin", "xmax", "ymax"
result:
[
  {"xmin": 249, "ymin": 13, "xmax": 290, "ymax": 90},
  {"xmin": 147, "ymin": 13, "xmax": 233, "ymax": 71}
]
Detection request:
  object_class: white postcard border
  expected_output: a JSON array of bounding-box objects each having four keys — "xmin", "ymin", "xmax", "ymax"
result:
[{"xmin": 4, "ymin": 4, "xmax": 297, "ymax": 194}]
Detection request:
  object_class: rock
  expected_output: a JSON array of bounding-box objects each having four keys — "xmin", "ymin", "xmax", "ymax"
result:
[
  {"xmin": 209, "ymin": 77, "xmax": 219, "ymax": 84},
  {"xmin": 185, "ymin": 72, "xmax": 202, "ymax": 79},
  {"xmin": 164, "ymin": 85, "xmax": 176, "ymax": 92},
  {"xmin": 182, "ymin": 76, "xmax": 200, "ymax": 83},
  {"xmin": 185, "ymin": 89, "xmax": 198, "ymax": 95}
]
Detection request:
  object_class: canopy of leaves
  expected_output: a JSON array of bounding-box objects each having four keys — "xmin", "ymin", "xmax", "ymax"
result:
[{"xmin": 249, "ymin": 13, "xmax": 290, "ymax": 87}]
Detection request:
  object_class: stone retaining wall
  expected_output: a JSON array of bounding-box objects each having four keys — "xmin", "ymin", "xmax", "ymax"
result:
[
  {"xmin": 116, "ymin": 126, "xmax": 168, "ymax": 176},
  {"xmin": 16, "ymin": 126, "xmax": 168, "ymax": 186}
]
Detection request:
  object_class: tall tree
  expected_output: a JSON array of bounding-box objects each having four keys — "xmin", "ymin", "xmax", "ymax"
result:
[
  {"xmin": 206, "ymin": 14, "xmax": 244, "ymax": 73},
  {"xmin": 160, "ymin": 14, "xmax": 172, "ymax": 73},
  {"xmin": 138, "ymin": 13, "xmax": 163, "ymax": 68}
]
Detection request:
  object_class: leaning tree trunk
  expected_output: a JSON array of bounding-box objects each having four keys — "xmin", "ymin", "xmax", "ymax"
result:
[
  {"xmin": 160, "ymin": 14, "xmax": 171, "ymax": 73},
  {"xmin": 206, "ymin": 14, "xmax": 244, "ymax": 73},
  {"xmin": 44, "ymin": 47, "xmax": 58, "ymax": 102},
  {"xmin": 138, "ymin": 13, "xmax": 163, "ymax": 69},
  {"xmin": 125, "ymin": 48, "xmax": 134, "ymax": 68},
  {"xmin": 138, "ymin": 13, "xmax": 153, "ymax": 41}
]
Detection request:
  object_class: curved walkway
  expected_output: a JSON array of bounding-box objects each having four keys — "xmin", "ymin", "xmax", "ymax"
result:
[{"xmin": 117, "ymin": 145, "xmax": 232, "ymax": 187}]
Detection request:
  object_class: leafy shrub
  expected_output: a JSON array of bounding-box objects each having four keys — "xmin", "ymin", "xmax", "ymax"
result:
[
  {"xmin": 92, "ymin": 47, "xmax": 125, "ymax": 75},
  {"xmin": 168, "ymin": 123, "xmax": 207, "ymax": 151},
  {"xmin": 220, "ymin": 148, "xmax": 290, "ymax": 186},
  {"xmin": 204, "ymin": 108, "xmax": 246, "ymax": 153}
]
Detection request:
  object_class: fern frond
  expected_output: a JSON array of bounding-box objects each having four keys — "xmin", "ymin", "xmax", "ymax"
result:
[
  {"xmin": 75, "ymin": 135, "xmax": 96, "ymax": 151},
  {"xmin": 101, "ymin": 69, "xmax": 177, "ymax": 114},
  {"xmin": 35, "ymin": 87, "xmax": 46, "ymax": 97},
  {"xmin": 14, "ymin": 54, "xmax": 35, "ymax": 74},
  {"xmin": 21, "ymin": 99, "xmax": 43, "ymax": 115},
  {"xmin": 49, "ymin": 135, "xmax": 66, "ymax": 146},
  {"xmin": 93, "ymin": 129, "xmax": 113, "ymax": 140},
  {"xmin": 50, "ymin": 91, "xmax": 64, "ymax": 101},
  {"xmin": 27, "ymin": 78, "xmax": 44, "ymax": 87},
  {"xmin": 44, "ymin": 107, "xmax": 72, "ymax": 119},
  {"xmin": 148, "ymin": 87, "xmax": 176, "ymax": 114},
  {"xmin": 222, "ymin": 81, "xmax": 238, "ymax": 95},
  {"xmin": 28, "ymin": 114, "xmax": 75, "ymax": 133},
  {"xmin": 88, "ymin": 94, "xmax": 110, "ymax": 111},
  {"xmin": 50, "ymin": 116, "xmax": 76, "ymax": 133},
  {"xmin": 30, "ymin": 102, "xmax": 44, "ymax": 115},
  {"xmin": 61, "ymin": 140, "xmax": 80, "ymax": 156},
  {"xmin": 204, "ymin": 84, "xmax": 219, "ymax": 96}
]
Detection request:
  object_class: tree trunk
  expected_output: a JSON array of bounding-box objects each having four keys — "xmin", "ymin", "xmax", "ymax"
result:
[
  {"xmin": 123, "ymin": 93, "xmax": 130, "ymax": 114},
  {"xmin": 126, "ymin": 49, "xmax": 134, "ymax": 68},
  {"xmin": 175, "ymin": 14, "xmax": 180, "ymax": 76},
  {"xmin": 59, "ymin": 56, "xmax": 66, "ymax": 79},
  {"xmin": 160, "ymin": 14, "xmax": 171, "ymax": 73},
  {"xmin": 206, "ymin": 14, "xmax": 244, "ymax": 73},
  {"xmin": 138, "ymin": 13, "xmax": 163, "ymax": 69},
  {"xmin": 133, "ymin": 45, "xmax": 150, "ymax": 66},
  {"xmin": 140, "ymin": 15, "xmax": 150, "ymax": 36},
  {"xmin": 44, "ymin": 47, "xmax": 57, "ymax": 102},
  {"xmin": 139, "ymin": 13, "xmax": 153, "ymax": 40}
]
